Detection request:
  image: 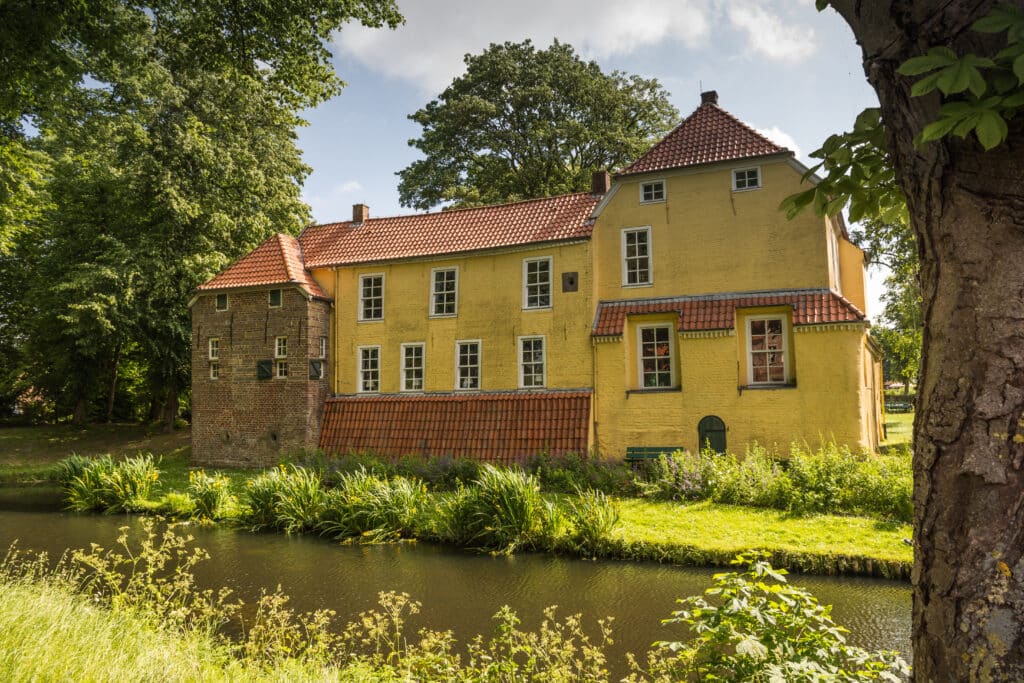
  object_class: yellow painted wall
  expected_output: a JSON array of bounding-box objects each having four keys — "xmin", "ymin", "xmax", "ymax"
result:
[
  {"xmin": 592, "ymin": 321, "xmax": 871, "ymax": 459},
  {"xmin": 838, "ymin": 238, "xmax": 868, "ymax": 313},
  {"xmin": 329, "ymin": 242, "xmax": 594, "ymax": 394},
  {"xmin": 595, "ymin": 160, "xmax": 832, "ymax": 300}
]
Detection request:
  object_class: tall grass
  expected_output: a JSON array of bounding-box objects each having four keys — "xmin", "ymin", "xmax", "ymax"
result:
[
  {"xmin": 241, "ymin": 465, "xmax": 323, "ymax": 533},
  {"xmin": 317, "ymin": 469, "xmax": 427, "ymax": 541},
  {"xmin": 60, "ymin": 454, "xmax": 160, "ymax": 513}
]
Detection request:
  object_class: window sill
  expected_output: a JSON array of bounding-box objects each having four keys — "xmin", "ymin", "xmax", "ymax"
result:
[
  {"xmin": 739, "ymin": 382, "xmax": 797, "ymax": 393},
  {"xmin": 621, "ymin": 283, "xmax": 653, "ymax": 289},
  {"xmin": 731, "ymin": 186, "xmax": 761, "ymax": 193},
  {"xmin": 429, "ymin": 313, "xmax": 457, "ymax": 319},
  {"xmin": 639, "ymin": 199, "xmax": 665, "ymax": 205},
  {"xmin": 522, "ymin": 306, "xmax": 552, "ymax": 312},
  {"xmin": 357, "ymin": 318, "xmax": 384, "ymax": 323},
  {"xmin": 626, "ymin": 387, "xmax": 681, "ymax": 397}
]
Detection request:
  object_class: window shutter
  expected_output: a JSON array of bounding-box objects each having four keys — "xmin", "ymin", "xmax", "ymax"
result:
[{"xmin": 256, "ymin": 360, "xmax": 273, "ymax": 380}]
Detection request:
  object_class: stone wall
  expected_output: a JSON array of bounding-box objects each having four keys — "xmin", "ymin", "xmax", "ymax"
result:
[{"xmin": 191, "ymin": 286, "xmax": 330, "ymax": 466}]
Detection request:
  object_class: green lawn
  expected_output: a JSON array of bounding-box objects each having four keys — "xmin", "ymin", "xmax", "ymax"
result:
[{"xmin": 882, "ymin": 411, "xmax": 914, "ymax": 450}]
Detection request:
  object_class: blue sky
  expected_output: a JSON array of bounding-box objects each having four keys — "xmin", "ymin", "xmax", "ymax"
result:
[{"xmin": 295, "ymin": 0, "xmax": 886, "ymax": 315}]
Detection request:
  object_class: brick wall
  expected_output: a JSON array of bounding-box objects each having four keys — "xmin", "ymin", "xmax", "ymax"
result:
[{"xmin": 191, "ymin": 287, "xmax": 331, "ymax": 467}]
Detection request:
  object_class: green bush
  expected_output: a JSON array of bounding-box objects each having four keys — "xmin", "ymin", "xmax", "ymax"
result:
[
  {"xmin": 269, "ymin": 465, "xmax": 324, "ymax": 534},
  {"xmin": 563, "ymin": 488, "xmax": 621, "ymax": 555},
  {"xmin": 242, "ymin": 468, "xmax": 286, "ymax": 531},
  {"xmin": 61, "ymin": 454, "xmax": 159, "ymax": 513},
  {"xmin": 186, "ymin": 470, "xmax": 234, "ymax": 521},
  {"xmin": 317, "ymin": 469, "xmax": 427, "ymax": 541},
  {"xmin": 639, "ymin": 552, "xmax": 909, "ymax": 681},
  {"xmin": 526, "ymin": 451, "xmax": 638, "ymax": 496}
]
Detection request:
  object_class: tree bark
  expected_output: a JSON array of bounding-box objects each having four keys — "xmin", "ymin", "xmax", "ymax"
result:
[
  {"xmin": 105, "ymin": 344, "xmax": 120, "ymax": 423},
  {"xmin": 162, "ymin": 381, "xmax": 178, "ymax": 433},
  {"xmin": 72, "ymin": 395, "xmax": 88, "ymax": 426},
  {"xmin": 831, "ymin": 1, "xmax": 1024, "ymax": 679}
]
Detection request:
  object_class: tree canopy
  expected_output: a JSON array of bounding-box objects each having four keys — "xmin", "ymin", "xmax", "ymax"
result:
[
  {"xmin": 0, "ymin": 0, "xmax": 402, "ymax": 426},
  {"xmin": 397, "ymin": 40, "xmax": 679, "ymax": 210}
]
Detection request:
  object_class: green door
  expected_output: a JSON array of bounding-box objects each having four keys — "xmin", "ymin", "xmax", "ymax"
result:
[{"xmin": 698, "ymin": 415, "xmax": 726, "ymax": 453}]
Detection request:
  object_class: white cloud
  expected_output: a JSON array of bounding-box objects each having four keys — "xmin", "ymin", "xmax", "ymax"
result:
[
  {"xmin": 333, "ymin": 180, "xmax": 364, "ymax": 195},
  {"xmin": 334, "ymin": 0, "xmax": 715, "ymax": 94},
  {"xmin": 726, "ymin": 5, "xmax": 817, "ymax": 62},
  {"xmin": 755, "ymin": 125, "xmax": 801, "ymax": 157}
]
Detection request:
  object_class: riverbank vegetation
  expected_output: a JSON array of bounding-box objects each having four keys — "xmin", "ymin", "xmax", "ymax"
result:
[{"xmin": 0, "ymin": 521, "xmax": 908, "ymax": 681}]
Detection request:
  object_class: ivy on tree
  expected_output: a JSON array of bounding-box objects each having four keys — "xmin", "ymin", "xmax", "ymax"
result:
[{"xmin": 398, "ymin": 40, "xmax": 679, "ymax": 210}]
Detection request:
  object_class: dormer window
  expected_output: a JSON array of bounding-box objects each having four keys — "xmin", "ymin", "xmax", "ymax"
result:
[
  {"xmin": 732, "ymin": 167, "xmax": 761, "ymax": 191},
  {"xmin": 640, "ymin": 180, "xmax": 665, "ymax": 203},
  {"xmin": 269, "ymin": 289, "xmax": 282, "ymax": 308}
]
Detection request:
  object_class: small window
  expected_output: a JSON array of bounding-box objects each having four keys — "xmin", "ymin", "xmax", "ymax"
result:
[
  {"xmin": 401, "ymin": 343, "xmax": 425, "ymax": 392},
  {"xmin": 748, "ymin": 316, "xmax": 787, "ymax": 384},
  {"xmin": 640, "ymin": 180, "xmax": 665, "ymax": 203},
  {"xmin": 456, "ymin": 340, "xmax": 480, "ymax": 390},
  {"xmin": 733, "ymin": 167, "xmax": 761, "ymax": 191},
  {"xmin": 209, "ymin": 362, "xmax": 219, "ymax": 380},
  {"xmin": 275, "ymin": 360, "xmax": 288, "ymax": 379},
  {"xmin": 621, "ymin": 227, "xmax": 652, "ymax": 287},
  {"xmin": 638, "ymin": 325, "xmax": 674, "ymax": 388},
  {"xmin": 269, "ymin": 289, "xmax": 282, "ymax": 308},
  {"xmin": 519, "ymin": 336, "xmax": 546, "ymax": 388},
  {"xmin": 318, "ymin": 336, "xmax": 328, "ymax": 359},
  {"xmin": 431, "ymin": 268, "xmax": 458, "ymax": 317},
  {"xmin": 523, "ymin": 257, "xmax": 552, "ymax": 309},
  {"xmin": 215, "ymin": 293, "xmax": 228, "ymax": 311},
  {"xmin": 256, "ymin": 360, "xmax": 273, "ymax": 380},
  {"xmin": 208, "ymin": 338, "xmax": 220, "ymax": 360},
  {"xmin": 358, "ymin": 346, "xmax": 380, "ymax": 393},
  {"xmin": 275, "ymin": 336, "xmax": 287, "ymax": 359},
  {"xmin": 309, "ymin": 360, "xmax": 324, "ymax": 380},
  {"xmin": 359, "ymin": 274, "xmax": 384, "ymax": 321}
]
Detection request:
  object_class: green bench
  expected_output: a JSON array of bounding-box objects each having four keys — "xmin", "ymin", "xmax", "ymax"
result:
[
  {"xmin": 625, "ymin": 446, "xmax": 684, "ymax": 463},
  {"xmin": 885, "ymin": 402, "xmax": 913, "ymax": 413}
]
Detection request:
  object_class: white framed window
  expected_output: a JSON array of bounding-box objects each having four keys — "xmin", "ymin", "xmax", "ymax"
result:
[
  {"xmin": 455, "ymin": 340, "xmax": 481, "ymax": 390},
  {"xmin": 275, "ymin": 360, "xmax": 288, "ymax": 379},
  {"xmin": 747, "ymin": 316, "xmax": 788, "ymax": 385},
  {"xmin": 522, "ymin": 257, "xmax": 552, "ymax": 309},
  {"xmin": 215, "ymin": 293, "xmax": 228, "ymax": 311},
  {"xmin": 318, "ymin": 336, "xmax": 328, "ymax": 359},
  {"xmin": 209, "ymin": 362, "xmax": 219, "ymax": 380},
  {"xmin": 269, "ymin": 288, "xmax": 282, "ymax": 308},
  {"xmin": 732, "ymin": 167, "xmax": 761, "ymax": 191},
  {"xmin": 208, "ymin": 337, "xmax": 220, "ymax": 360},
  {"xmin": 309, "ymin": 360, "xmax": 325, "ymax": 380},
  {"xmin": 621, "ymin": 227, "xmax": 652, "ymax": 287},
  {"xmin": 640, "ymin": 180, "xmax": 665, "ymax": 203},
  {"xmin": 401, "ymin": 343, "xmax": 425, "ymax": 392},
  {"xmin": 358, "ymin": 346, "xmax": 380, "ymax": 393},
  {"xmin": 518, "ymin": 336, "xmax": 546, "ymax": 388},
  {"xmin": 430, "ymin": 267, "xmax": 458, "ymax": 317},
  {"xmin": 275, "ymin": 336, "xmax": 287, "ymax": 359},
  {"xmin": 359, "ymin": 273, "xmax": 384, "ymax": 321},
  {"xmin": 637, "ymin": 325, "xmax": 674, "ymax": 389}
]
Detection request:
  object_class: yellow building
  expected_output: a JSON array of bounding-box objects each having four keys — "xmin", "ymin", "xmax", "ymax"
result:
[{"xmin": 192, "ymin": 91, "xmax": 883, "ymax": 466}]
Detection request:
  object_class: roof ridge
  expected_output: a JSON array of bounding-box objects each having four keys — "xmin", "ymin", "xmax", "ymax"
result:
[{"xmin": 307, "ymin": 192, "xmax": 594, "ymax": 229}]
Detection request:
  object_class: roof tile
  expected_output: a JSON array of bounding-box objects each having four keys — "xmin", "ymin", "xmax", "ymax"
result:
[
  {"xmin": 197, "ymin": 233, "xmax": 329, "ymax": 299},
  {"xmin": 319, "ymin": 390, "xmax": 592, "ymax": 464},
  {"xmin": 618, "ymin": 101, "xmax": 789, "ymax": 176},
  {"xmin": 591, "ymin": 290, "xmax": 864, "ymax": 337},
  {"xmin": 299, "ymin": 193, "xmax": 599, "ymax": 268}
]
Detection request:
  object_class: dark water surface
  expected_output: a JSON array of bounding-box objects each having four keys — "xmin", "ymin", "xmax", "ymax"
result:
[{"xmin": 0, "ymin": 489, "xmax": 911, "ymax": 671}]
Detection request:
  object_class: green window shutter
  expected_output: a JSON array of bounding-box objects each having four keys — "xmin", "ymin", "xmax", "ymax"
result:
[{"xmin": 256, "ymin": 360, "xmax": 273, "ymax": 380}]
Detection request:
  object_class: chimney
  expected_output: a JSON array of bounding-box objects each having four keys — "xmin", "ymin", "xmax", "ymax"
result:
[
  {"xmin": 590, "ymin": 170, "xmax": 611, "ymax": 195},
  {"xmin": 701, "ymin": 90, "xmax": 718, "ymax": 105},
  {"xmin": 352, "ymin": 203, "xmax": 369, "ymax": 223}
]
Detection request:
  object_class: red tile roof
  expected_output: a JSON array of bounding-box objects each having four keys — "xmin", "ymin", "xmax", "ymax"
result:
[
  {"xmin": 197, "ymin": 233, "xmax": 329, "ymax": 299},
  {"xmin": 591, "ymin": 290, "xmax": 864, "ymax": 337},
  {"xmin": 299, "ymin": 193, "xmax": 599, "ymax": 268},
  {"xmin": 617, "ymin": 101, "xmax": 789, "ymax": 176},
  {"xmin": 319, "ymin": 390, "xmax": 591, "ymax": 464}
]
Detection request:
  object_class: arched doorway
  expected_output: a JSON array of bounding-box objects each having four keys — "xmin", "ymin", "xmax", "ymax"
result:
[{"xmin": 697, "ymin": 415, "xmax": 726, "ymax": 453}]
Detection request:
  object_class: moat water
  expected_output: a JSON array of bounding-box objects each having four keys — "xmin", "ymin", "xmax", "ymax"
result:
[{"xmin": 0, "ymin": 487, "xmax": 911, "ymax": 672}]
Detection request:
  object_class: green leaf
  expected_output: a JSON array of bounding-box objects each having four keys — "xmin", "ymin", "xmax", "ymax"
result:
[
  {"xmin": 815, "ymin": 0, "xmax": 829, "ymax": 10},
  {"xmin": 1015, "ymin": 54, "xmax": 1024, "ymax": 83},
  {"xmin": 918, "ymin": 115, "xmax": 963, "ymax": 143},
  {"xmin": 975, "ymin": 111, "xmax": 1009, "ymax": 149},
  {"xmin": 910, "ymin": 71, "xmax": 943, "ymax": 97},
  {"xmin": 898, "ymin": 48, "xmax": 956, "ymax": 76}
]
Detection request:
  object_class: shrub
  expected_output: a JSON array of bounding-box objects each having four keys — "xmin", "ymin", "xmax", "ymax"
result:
[
  {"xmin": 62, "ymin": 454, "xmax": 159, "ymax": 513},
  {"xmin": 526, "ymin": 451, "xmax": 638, "ymax": 496},
  {"xmin": 437, "ymin": 465, "xmax": 552, "ymax": 552},
  {"xmin": 563, "ymin": 488, "xmax": 621, "ymax": 555},
  {"xmin": 242, "ymin": 468, "xmax": 286, "ymax": 531},
  {"xmin": 186, "ymin": 470, "xmax": 234, "ymax": 521},
  {"xmin": 636, "ymin": 450, "xmax": 716, "ymax": 501},
  {"xmin": 318, "ymin": 469, "xmax": 427, "ymax": 541},
  {"xmin": 269, "ymin": 465, "xmax": 324, "ymax": 534},
  {"xmin": 639, "ymin": 552, "xmax": 909, "ymax": 681}
]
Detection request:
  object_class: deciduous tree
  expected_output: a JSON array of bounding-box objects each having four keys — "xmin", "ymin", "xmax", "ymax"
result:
[{"xmin": 398, "ymin": 40, "xmax": 678, "ymax": 210}]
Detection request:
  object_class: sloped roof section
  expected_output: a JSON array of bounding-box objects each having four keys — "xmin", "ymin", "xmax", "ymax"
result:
[
  {"xmin": 618, "ymin": 100, "xmax": 790, "ymax": 176},
  {"xmin": 197, "ymin": 233, "xmax": 329, "ymax": 299},
  {"xmin": 299, "ymin": 193, "xmax": 599, "ymax": 269},
  {"xmin": 319, "ymin": 390, "xmax": 592, "ymax": 464},
  {"xmin": 592, "ymin": 290, "xmax": 865, "ymax": 337}
]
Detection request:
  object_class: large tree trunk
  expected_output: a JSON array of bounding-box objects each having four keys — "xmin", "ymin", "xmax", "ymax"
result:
[
  {"xmin": 832, "ymin": 1, "xmax": 1024, "ymax": 679},
  {"xmin": 162, "ymin": 381, "xmax": 178, "ymax": 433}
]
